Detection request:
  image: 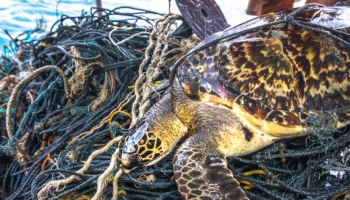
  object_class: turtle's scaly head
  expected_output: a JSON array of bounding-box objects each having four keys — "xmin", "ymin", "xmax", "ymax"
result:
[
  {"xmin": 119, "ymin": 122, "xmax": 163, "ymax": 169},
  {"xmin": 119, "ymin": 93, "xmax": 188, "ymax": 171}
]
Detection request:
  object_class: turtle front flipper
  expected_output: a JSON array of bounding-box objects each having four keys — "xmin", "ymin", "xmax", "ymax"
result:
[{"xmin": 173, "ymin": 134, "xmax": 248, "ymax": 200}]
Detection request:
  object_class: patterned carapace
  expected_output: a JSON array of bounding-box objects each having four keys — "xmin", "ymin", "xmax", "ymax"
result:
[{"xmin": 178, "ymin": 6, "xmax": 350, "ymax": 136}]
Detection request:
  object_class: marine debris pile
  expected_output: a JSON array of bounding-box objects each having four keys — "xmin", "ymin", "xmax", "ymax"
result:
[{"xmin": 0, "ymin": 5, "xmax": 349, "ymax": 200}]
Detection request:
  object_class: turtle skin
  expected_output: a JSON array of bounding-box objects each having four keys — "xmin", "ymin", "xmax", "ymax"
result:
[{"xmin": 119, "ymin": 4, "xmax": 350, "ymax": 200}]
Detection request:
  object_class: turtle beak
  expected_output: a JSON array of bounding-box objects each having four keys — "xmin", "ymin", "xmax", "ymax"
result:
[
  {"xmin": 119, "ymin": 152, "xmax": 139, "ymax": 171},
  {"xmin": 120, "ymin": 153, "xmax": 131, "ymax": 166}
]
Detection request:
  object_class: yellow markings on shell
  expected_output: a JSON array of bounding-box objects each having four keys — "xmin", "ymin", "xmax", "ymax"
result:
[
  {"xmin": 260, "ymin": 50, "xmax": 268, "ymax": 57},
  {"xmin": 231, "ymin": 99, "xmax": 305, "ymax": 138},
  {"xmin": 300, "ymin": 30, "xmax": 309, "ymax": 38},
  {"xmin": 337, "ymin": 116, "xmax": 350, "ymax": 129},
  {"xmin": 199, "ymin": 92, "xmax": 231, "ymax": 108},
  {"xmin": 319, "ymin": 52, "xmax": 325, "ymax": 62},
  {"xmin": 264, "ymin": 38, "xmax": 283, "ymax": 50},
  {"xmin": 306, "ymin": 50, "xmax": 315, "ymax": 63},
  {"xmin": 328, "ymin": 63, "xmax": 337, "ymax": 71}
]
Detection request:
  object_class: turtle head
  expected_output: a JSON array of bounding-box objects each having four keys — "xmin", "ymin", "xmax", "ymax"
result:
[
  {"xmin": 119, "ymin": 122, "xmax": 164, "ymax": 170},
  {"xmin": 119, "ymin": 93, "xmax": 188, "ymax": 171}
]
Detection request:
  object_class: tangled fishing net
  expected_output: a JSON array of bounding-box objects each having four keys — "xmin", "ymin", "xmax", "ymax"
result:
[{"xmin": 0, "ymin": 4, "xmax": 349, "ymax": 200}]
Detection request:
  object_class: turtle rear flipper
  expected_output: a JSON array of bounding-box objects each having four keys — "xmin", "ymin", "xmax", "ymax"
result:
[{"xmin": 173, "ymin": 134, "xmax": 248, "ymax": 200}]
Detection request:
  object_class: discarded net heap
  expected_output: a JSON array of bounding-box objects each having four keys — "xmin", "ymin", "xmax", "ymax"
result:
[{"xmin": 0, "ymin": 5, "xmax": 349, "ymax": 200}]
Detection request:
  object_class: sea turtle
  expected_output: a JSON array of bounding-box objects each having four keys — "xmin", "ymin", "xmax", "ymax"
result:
[{"xmin": 119, "ymin": 4, "xmax": 350, "ymax": 200}]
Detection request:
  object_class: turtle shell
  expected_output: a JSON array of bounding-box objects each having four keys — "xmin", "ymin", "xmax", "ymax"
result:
[{"xmin": 177, "ymin": 4, "xmax": 350, "ymax": 137}]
